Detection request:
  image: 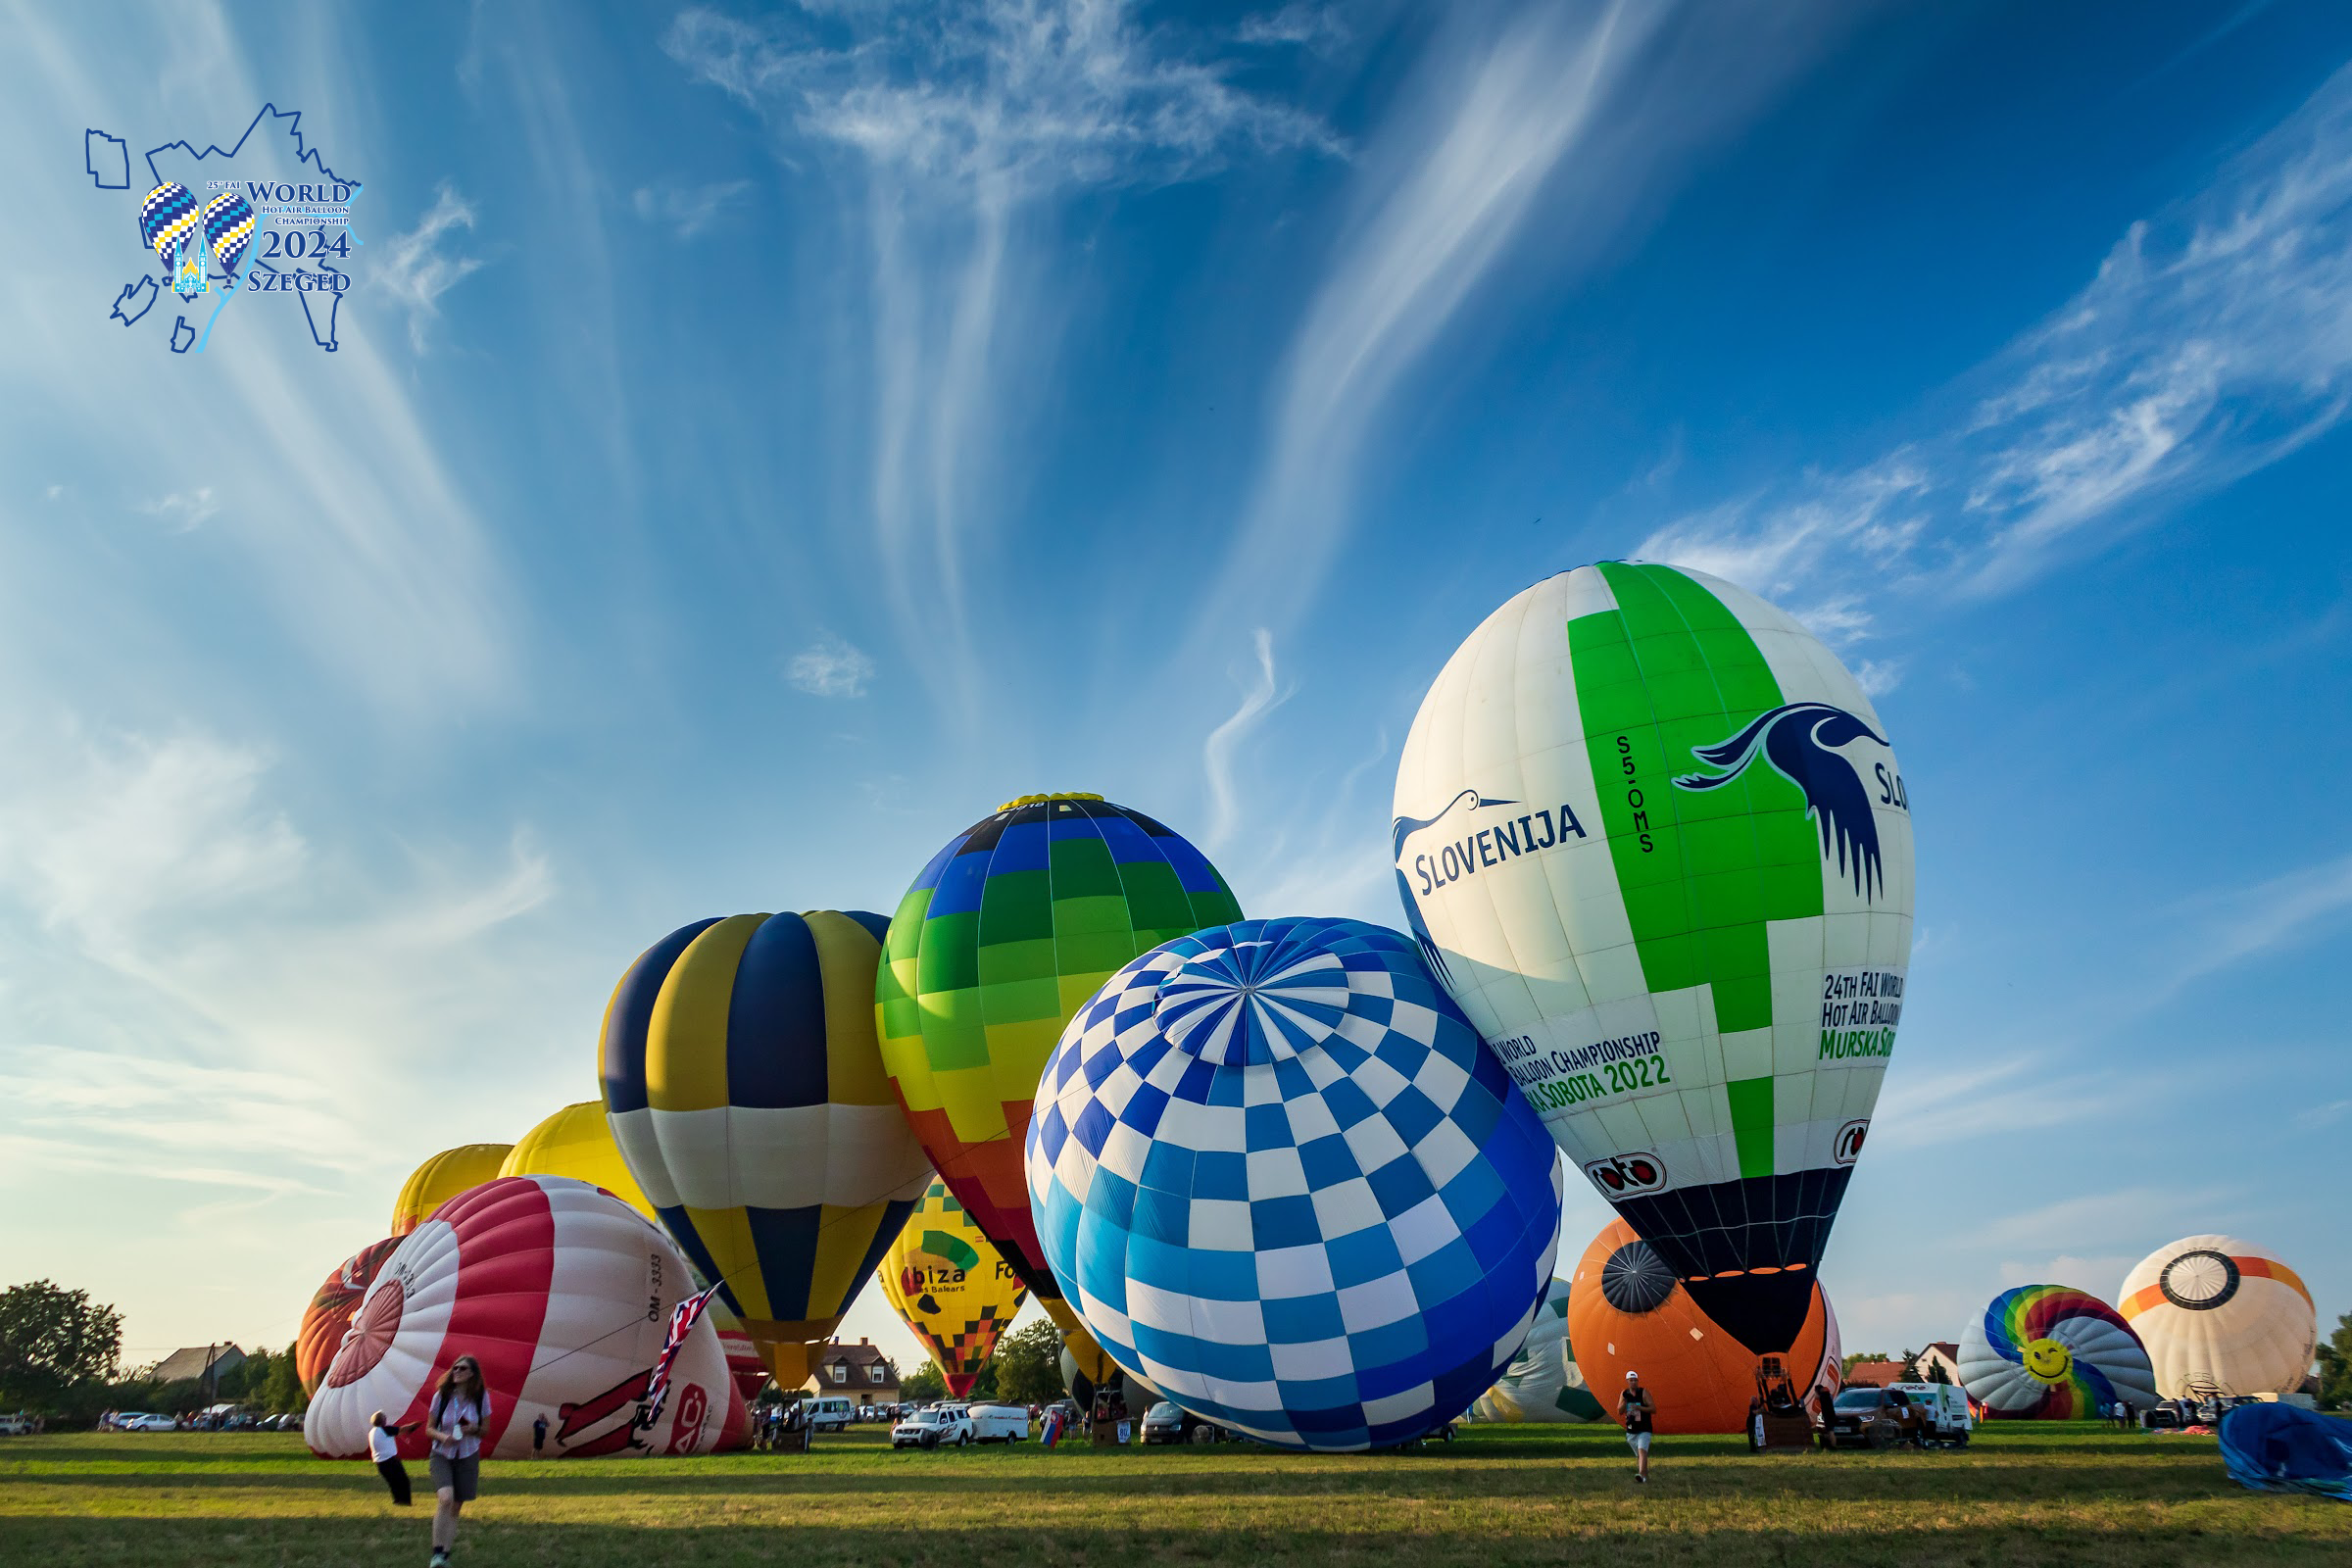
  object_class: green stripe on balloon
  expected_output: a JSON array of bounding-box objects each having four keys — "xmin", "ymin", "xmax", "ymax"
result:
[
  {"xmin": 922, "ymin": 1229, "xmax": 981, "ymax": 1272},
  {"xmin": 1566, "ymin": 563, "xmax": 1824, "ymax": 1181}
]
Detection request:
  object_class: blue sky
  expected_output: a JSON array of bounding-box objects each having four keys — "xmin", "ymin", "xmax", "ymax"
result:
[{"xmin": 2, "ymin": 0, "xmax": 2346, "ymax": 1378}]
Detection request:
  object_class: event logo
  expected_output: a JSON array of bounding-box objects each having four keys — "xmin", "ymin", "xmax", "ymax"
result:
[
  {"xmin": 85, "ymin": 105, "xmax": 364, "ymax": 355},
  {"xmin": 1392, "ymin": 789, "xmax": 1592, "ymax": 983},
  {"xmin": 1583, "ymin": 1151, "xmax": 1668, "ymax": 1196},
  {"xmin": 1673, "ymin": 702, "xmax": 1901, "ymax": 901}
]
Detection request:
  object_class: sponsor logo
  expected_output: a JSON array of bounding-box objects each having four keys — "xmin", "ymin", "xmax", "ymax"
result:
[
  {"xmin": 662, "ymin": 1385, "xmax": 709, "ymax": 1454},
  {"xmin": 1672, "ymin": 702, "xmax": 1903, "ymax": 900},
  {"xmin": 1832, "ymin": 1119, "xmax": 1869, "ymax": 1166},
  {"xmin": 1583, "ymin": 1152, "xmax": 1668, "ymax": 1196}
]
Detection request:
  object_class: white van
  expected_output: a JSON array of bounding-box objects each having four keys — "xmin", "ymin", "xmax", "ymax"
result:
[
  {"xmin": 804, "ymin": 1396, "xmax": 857, "ymax": 1433},
  {"xmin": 966, "ymin": 1403, "xmax": 1030, "ymax": 1444}
]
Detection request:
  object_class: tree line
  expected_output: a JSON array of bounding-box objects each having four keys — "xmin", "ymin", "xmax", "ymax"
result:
[{"xmin": 0, "ymin": 1280, "xmax": 304, "ymax": 1426}]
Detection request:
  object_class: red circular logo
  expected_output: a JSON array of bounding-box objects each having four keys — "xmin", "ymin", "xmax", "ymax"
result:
[{"xmin": 325, "ymin": 1274, "xmax": 406, "ymax": 1389}]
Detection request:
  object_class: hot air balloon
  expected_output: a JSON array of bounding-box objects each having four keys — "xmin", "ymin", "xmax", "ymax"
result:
[
  {"xmin": 1469, "ymin": 1278, "xmax": 1603, "ymax": 1423},
  {"xmin": 138, "ymin": 183, "xmax": 202, "ymax": 274},
  {"xmin": 390, "ymin": 1144, "xmax": 512, "ymax": 1237},
  {"xmin": 1027, "ymin": 915, "xmax": 1563, "ymax": 1451},
  {"xmin": 2120, "ymin": 1236, "xmax": 2317, "ymax": 1397},
  {"xmin": 1395, "ymin": 563, "xmax": 1914, "ymax": 1357},
  {"xmin": 877, "ymin": 1179, "xmax": 1028, "ymax": 1398},
  {"xmin": 601, "ymin": 910, "xmax": 932, "ymax": 1394},
  {"xmin": 500, "ymin": 1102, "xmax": 769, "ymax": 1401},
  {"xmin": 877, "ymin": 793, "xmax": 1244, "ymax": 1331},
  {"xmin": 304, "ymin": 1176, "xmax": 748, "ymax": 1459},
  {"xmin": 200, "ymin": 191, "xmax": 257, "ymax": 279},
  {"xmin": 294, "ymin": 1237, "xmax": 399, "ymax": 1398},
  {"xmin": 1565, "ymin": 1219, "xmax": 1841, "ymax": 1435},
  {"xmin": 1957, "ymin": 1285, "xmax": 2156, "ymax": 1419}
]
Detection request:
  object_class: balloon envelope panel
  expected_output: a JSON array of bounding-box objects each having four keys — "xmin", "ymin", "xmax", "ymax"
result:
[
  {"xmin": 878, "ymin": 1179, "xmax": 1028, "ymax": 1397},
  {"xmin": 600, "ymin": 910, "xmax": 931, "ymax": 1392},
  {"xmin": 1471, "ymin": 1279, "xmax": 1602, "ymax": 1423},
  {"xmin": 1957, "ymin": 1285, "xmax": 2157, "ymax": 1418},
  {"xmin": 1394, "ymin": 563, "xmax": 1914, "ymax": 1355},
  {"xmin": 305, "ymin": 1176, "xmax": 746, "ymax": 1460},
  {"xmin": 2119, "ymin": 1235, "xmax": 2317, "ymax": 1397},
  {"xmin": 878, "ymin": 794, "xmax": 1244, "ymax": 1308},
  {"xmin": 1027, "ymin": 915, "xmax": 1563, "ymax": 1451},
  {"xmin": 502, "ymin": 1102, "xmax": 657, "ymax": 1219},
  {"xmin": 1565, "ymin": 1220, "xmax": 1840, "ymax": 1435},
  {"xmin": 295, "ymin": 1237, "xmax": 399, "ymax": 1397},
  {"xmin": 390, "ymin": 1145, "xmax": 513, "ymax": 1238}
]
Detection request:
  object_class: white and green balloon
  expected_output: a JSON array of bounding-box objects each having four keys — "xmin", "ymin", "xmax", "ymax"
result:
[{"xmin": 1395, "ymin": 562, "xmax": 1915, "ymax": 1355}]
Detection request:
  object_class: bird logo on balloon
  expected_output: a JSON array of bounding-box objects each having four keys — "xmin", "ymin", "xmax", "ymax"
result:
[{"xmin": 1673, "ymin": 701, "xmax": 1898, "ymax": 900}]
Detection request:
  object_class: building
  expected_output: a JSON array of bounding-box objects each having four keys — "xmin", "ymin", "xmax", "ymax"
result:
[
  {"xmin": 804, "ymin": 1339, "xmax": 900, "ymax": 1406},
  {"xmin": 1841, "ymin": 1359, "xmax": 1908, "ymax": 1389},
  {"xmin": 149, "ymin": 1345, "xmax": 245, "ymax": 1391},
  {"xmin": 1916, "ymin": 1343, "xmax": 1964, "ymax": 1385}
]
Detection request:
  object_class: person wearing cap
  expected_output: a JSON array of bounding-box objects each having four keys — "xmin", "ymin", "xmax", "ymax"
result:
[{"xmin": 1619, "ymin": 1370, "xmax": 1655, "ymax": 1483}]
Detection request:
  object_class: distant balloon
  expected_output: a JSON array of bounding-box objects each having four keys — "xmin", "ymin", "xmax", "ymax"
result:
[
  {"xmin": 1028, "ymin": 915, "xmax": 1563, "ymax": 1451},
  {"xmin": 1565, "ymin": 1219, "xmax": 1841, "ymax": 1434},
  {"xmin": 1059, "ymin": 1321, "xmax": 1156, "ymax": 1413},
  {"xmin": 305, "ymin": 1176, "xmax": 748, "ymax": 1460},
  {"xmin": 601, "ymin": 910, "xmax": 932, "ymax": 1393},
  {"xmin": 390, "ymin": 1145, "xmax": 512, "ymax": 1238},
  {"xmin": 1470, "ymin": 1279, "xmax": 1603, "ymax": 1423},
  {"xmin": 138, "ymin": 183, "xmax": 201, "ymax": 271},
  {"xmin": 294, "ymin": 1238, "xmax": 399, "ymax": 1398},
  {"xmin": 877, "ymin": 1179, "xmax": 1027, "ymax": 1398},
  {"xmin": 499, "ymin": 1101, "xmax": 771, "ymax": 1402},
  {"xmin": 200, "ymin": 191, "xmax": 257, "ymax": 277},
  {"xmin": 2120, "ymin": 1236, "xmax": 2317, "ymax": 1398},
  {"xmin": 1396, "ymin": 563, "xmax": 1914, "ymax": 1356},
  {"xmin": 878, "ymin": 793, "xmax": 1244, "ymax": 1330},
  {"xmin": 1957, "ymin": 1285, "xmax": 2156, "ymax": 1419}
]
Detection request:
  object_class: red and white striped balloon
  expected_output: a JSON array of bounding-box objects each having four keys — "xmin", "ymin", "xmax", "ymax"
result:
[{"xmin": 304, "ymin": 1175, "xmax": 747, "ymax": 1460}]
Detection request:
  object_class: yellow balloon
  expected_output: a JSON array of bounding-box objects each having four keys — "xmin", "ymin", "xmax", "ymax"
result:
[
  {"xmin": 389, "ymin": 1144, "xmax": 512, "ymax": 1237},
  {"xmin": 499, "ymin": 1102, "xmax": 655, "ymax": 1219},
  {"xmin": 877, "ymin": 1180, "xmax": 1028, "ymax": 1397}
]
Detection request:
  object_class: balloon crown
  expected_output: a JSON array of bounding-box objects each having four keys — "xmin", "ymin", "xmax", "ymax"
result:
[{"xmin": 995, "ymin": 792, "xmax": 1104, "ymax": 811}]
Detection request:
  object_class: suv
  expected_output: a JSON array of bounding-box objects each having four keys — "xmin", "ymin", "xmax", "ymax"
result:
[
  {"xmin": 1141, "ymin": 1401, "xmax": 1226, "ymax": 1446},
  {"xmin": 0, "ymin": 1412, "xmax": 34, "ymax": 1436},
  {"xmin": 893, "ymin": 1405, "xmax": 974, "ymax": 1449},
  {"xmin": 1822, "ymin": 1383, "xmax": 1971, "ymax": 1449}
]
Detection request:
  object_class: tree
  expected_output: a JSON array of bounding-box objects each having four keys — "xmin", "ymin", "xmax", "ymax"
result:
[
  {"xmin": 2317, "ymin": 1311, "xmax": 2352, "ymax": 1410},
  {"xmin": 989, "ymin": 1319, "xmax": 1064, "ymax": 1407},
  {"xmin": 266, "ymin": 1341, "xmax": 305, "ymax": 1413},
  {"xmin": 0, "ymin": 1281, "xmax": 123, "ymax": 1411},
  {"xmin": 901, "ymin": 1363, "xmax": 946, "ymax": 1403}
]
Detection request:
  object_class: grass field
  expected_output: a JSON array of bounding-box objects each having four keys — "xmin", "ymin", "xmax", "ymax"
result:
[{"xmin": 3, "ymin": 1421, "xmax": 2344, "ymax": 1567}]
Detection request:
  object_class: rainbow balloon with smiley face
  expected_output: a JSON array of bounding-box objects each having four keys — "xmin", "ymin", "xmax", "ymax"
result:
[{"xmin": 1957, "ymin": 1284, "xmax": 2157, "ymax": 1419}]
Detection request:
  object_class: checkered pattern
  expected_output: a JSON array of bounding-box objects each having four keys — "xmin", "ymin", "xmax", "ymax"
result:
[{"xmin": 1026, "ymin": 916, "xmax": 1563, "ymax": 1451}]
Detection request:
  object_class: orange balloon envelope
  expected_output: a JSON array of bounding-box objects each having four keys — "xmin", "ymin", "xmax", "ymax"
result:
[
  {"xmin": 1566, "ymin": 1219, "xmax": 1839, "ymax": 1434},
  {"xmin": 295, "ymin": 1237, "xmax": 400, "ymax": 1397}
]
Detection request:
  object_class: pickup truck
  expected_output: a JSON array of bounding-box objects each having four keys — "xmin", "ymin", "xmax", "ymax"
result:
[
  {"xmin": 1821, "ymin": 1383, "xmax": 1972, "ymax": 1449},
  {"xmin": 893, "ymin": 1405, "xmax": 975, "ymax": 1448}
]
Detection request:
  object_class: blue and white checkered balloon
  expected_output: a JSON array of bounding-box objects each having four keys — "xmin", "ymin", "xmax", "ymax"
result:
[{"xmin": 1026, "ymin": 915, "xmax": 1564, "ymax": 1450}]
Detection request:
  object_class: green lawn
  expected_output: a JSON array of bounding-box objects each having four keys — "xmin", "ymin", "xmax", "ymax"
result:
[{"xmin": 2, "ymin": 1422, "xmax": 2342, "ymax": 1567}]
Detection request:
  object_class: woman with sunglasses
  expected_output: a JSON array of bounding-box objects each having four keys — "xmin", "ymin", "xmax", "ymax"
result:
[{"xmin": 424, "ymin": 1354, "xmax": 491, "ymax": 1567}]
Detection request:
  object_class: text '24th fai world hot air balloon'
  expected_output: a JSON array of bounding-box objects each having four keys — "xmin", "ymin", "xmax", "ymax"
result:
[
  {"xmin": 1395, "ymin": 562, "xmax": 1914, "ymax": 1358},
  {"xmin": 601, "ymin": 910, "xmax": 934, "ymax": 1393},
  {"xmin": 876, "ymin": 793, "xmax": 1244, "ymax": 1334}
]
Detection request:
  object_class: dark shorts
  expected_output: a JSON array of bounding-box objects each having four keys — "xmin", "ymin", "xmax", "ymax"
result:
[{"xmin": 428, "ymin": 1453, "xmax": 480, "ymax": 1502}]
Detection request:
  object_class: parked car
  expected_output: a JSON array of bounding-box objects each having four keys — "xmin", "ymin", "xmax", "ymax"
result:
[
  {"xmin": 1821, "ymin": 1383, "xmax": 1971, "ymax": 1449},
  {"xmin": 803, "ymin": 1396, "xmax": 857, "ymax": 1433},
  {"xmin": 893, "ymin": 1405, "xmax": 975, "ymax": 1449},
  {"xmin": 120, "ymin": 1413, "xmax": 177, "ymax": 1432},
  {"xmin": 0, "ymin": 1411, "xmax": 34, "ymax": 1435},
  {"xmin": 1140, "ymin": 1401, "xmax": 1226, "ymax": 1446}
]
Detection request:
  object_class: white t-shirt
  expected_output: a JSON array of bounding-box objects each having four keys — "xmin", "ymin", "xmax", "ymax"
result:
[{"xmin": 368, "ymin": 1424, "xmax": 400, "ymax": 1463}]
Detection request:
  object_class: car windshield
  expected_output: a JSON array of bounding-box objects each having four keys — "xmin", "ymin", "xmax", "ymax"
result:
[
  {"xmin": 1148, "ymin": 1402, "xmax": 1179, "ymax": 1419},
  {"xmin": 1834, "ymin": 1390, "xmax": 1884, "ymax": 1410}
]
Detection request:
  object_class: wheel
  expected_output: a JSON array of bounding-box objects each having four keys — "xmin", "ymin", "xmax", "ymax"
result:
[
  {"xmin": 958, "ymin": 1432, "xmax": 971, "ymax": 1446},
  {"xmin": 1189, "ymin": 1425, "xmax": 1215, "ymax": 1446},
  {"xmin": 1866, "ymin": 1421, "xmax": 1895, "ymax": 1450},
  {"xmin": 921, "ymin": 1432, "xmax": 938, "ymax": 1449}
]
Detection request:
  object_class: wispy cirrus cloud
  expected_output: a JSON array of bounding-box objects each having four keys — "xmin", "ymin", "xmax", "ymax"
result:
[
  {"xmin": 786, "ymin": 632, "xmax": 877, "ymax": 698},
  {"xmin": 664, "ymin": 1, "xmax": 1333, "ymax": 717},
  {"xmin": 1200, "ymin": 627, "xmax": 1287, "ymax": 850},
  {"xmin": 377, "ymin": 183, "xmax": 483, "ymax": 354},
  {"xmin": 632, "ymin": 178, "xmax": 752, "ymax": 239},
  {"xmin": 2161, "ymin": 849, "xmax": 2352, "ymax": 996},
  {"xmin": 1641, "ymin": 61, "xmax": 2352, "ymax": 604},
  {"xmin": 138, "ymin": 486, "xmax": 221, "ymax": 533}
]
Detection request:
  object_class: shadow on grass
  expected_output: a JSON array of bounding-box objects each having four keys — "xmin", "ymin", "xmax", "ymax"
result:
[{"xmin": 5, "ymin": 1514, "xmax": 2351, "ymax": 1568}]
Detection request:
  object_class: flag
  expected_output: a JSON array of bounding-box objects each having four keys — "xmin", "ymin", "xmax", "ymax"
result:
[{"xmin": 640, "ymin": 1280, "xmax": 723, "ymax": 1433}]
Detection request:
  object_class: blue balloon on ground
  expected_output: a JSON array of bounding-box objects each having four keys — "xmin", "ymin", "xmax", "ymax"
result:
[
  {"xmin": 1025, "ymin": 915, "xmax": 1564, "ymax": 1451},
  {"xmin": 2220, "ymin": 1403, "xmax": 2352, "ymax": 1502}
]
